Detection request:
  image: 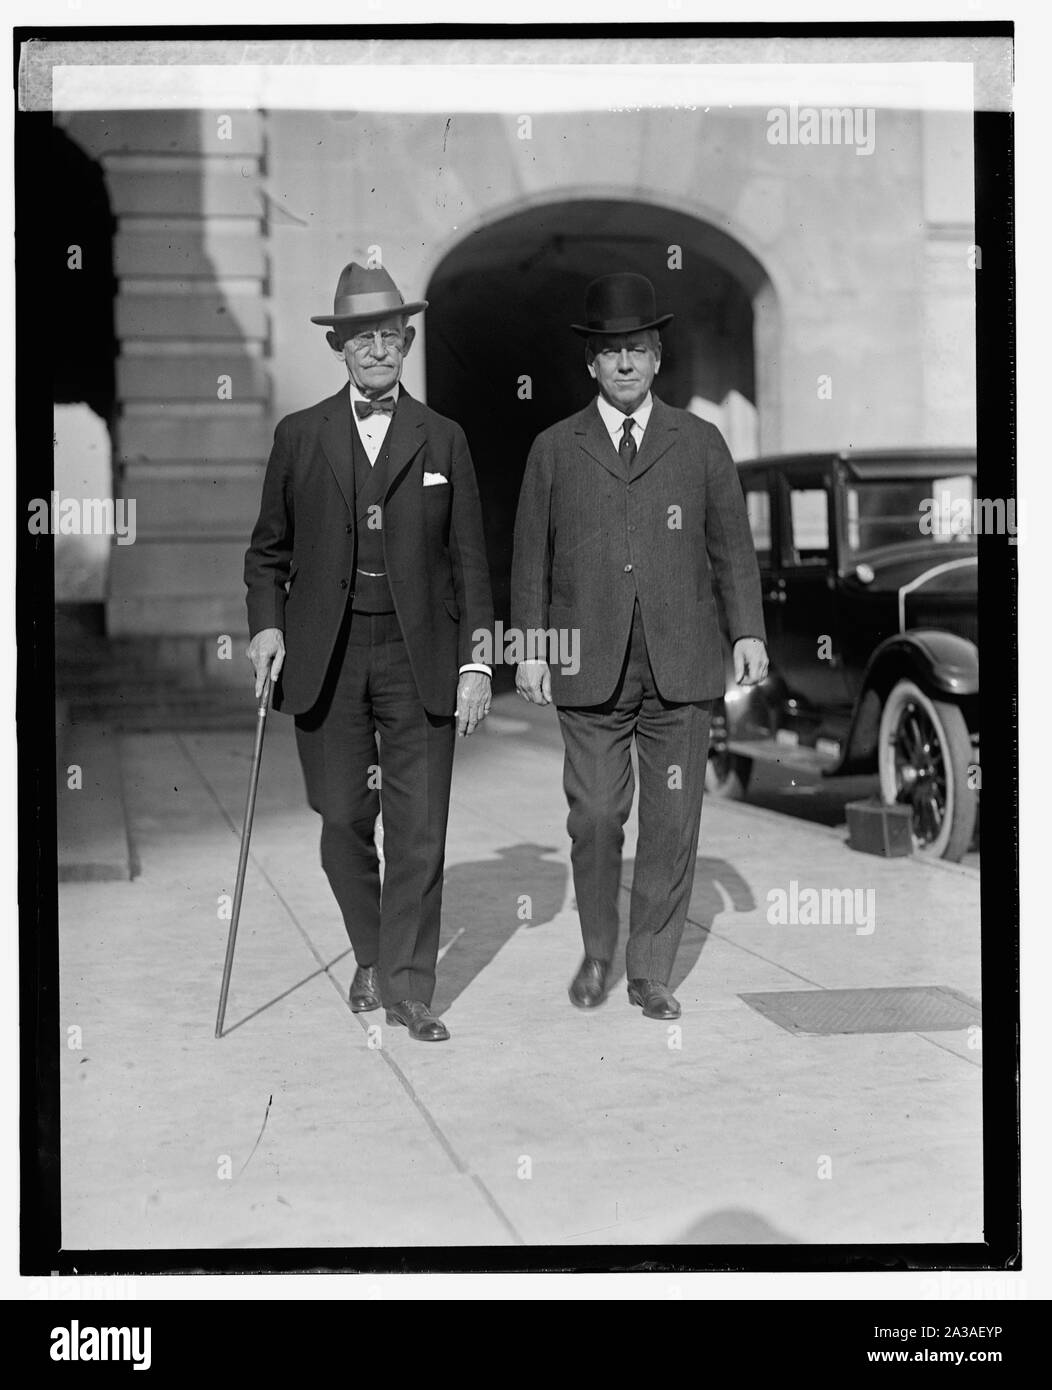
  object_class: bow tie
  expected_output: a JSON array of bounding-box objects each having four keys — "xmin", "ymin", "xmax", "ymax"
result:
[{"xmin": 354, "ymin": 397, "xmax": 396, "ymax": 419}]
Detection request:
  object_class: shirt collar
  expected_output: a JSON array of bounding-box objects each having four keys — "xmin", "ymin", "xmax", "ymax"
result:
[
  {"xmin": 348, "ymin": 380, "xmax": 401, "ymax": 409},
  {"xmin": 596, "ymin": 390, "xmax": 653, "ymax": 439}
]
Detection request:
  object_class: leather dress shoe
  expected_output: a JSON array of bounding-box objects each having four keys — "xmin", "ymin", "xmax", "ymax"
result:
[
  {"xmin": 349, "ymin": 965, "xmax": 381, "ymax": 1013},
  {"xmin": 627, "ymin": 979, "xmax": 681, "ymax": 1020},
  {"xmin": 385, "ymin": 999, "xmax": 450, "ymax": 1042},
  {"xmin": 569, "ymin": 957, "xmax": 609, "ymax": 1009}
]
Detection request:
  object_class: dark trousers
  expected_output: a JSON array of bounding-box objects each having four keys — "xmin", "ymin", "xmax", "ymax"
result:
[
  {"xmin": 556, "ymin": 603, "xmax": 713, "ymax": 984},
  {"xmin": 294, "ymin": 610, "xmax": 456, "ymax": 1006}
]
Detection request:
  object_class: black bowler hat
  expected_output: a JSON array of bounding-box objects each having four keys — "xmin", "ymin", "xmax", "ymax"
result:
[
  {"xmin": 570, "ymin": 272, "xmax": 673, "ymax": 337},
  {"xmin": 310, "ymin": 262, "xmax": 427, "ymax": 328}
]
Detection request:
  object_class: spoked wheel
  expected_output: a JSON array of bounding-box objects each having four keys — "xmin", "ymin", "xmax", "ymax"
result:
[{"xmin": 877, "ymin": 679, "xmax": 976, "ymax": 861}]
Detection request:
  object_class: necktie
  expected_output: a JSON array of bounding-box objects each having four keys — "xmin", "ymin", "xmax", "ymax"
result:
[
  {"xmin": 354, "ymin": 397, "xmax": 396, "ymax": 419},
  {"xmin": 619, "ymin": 417, "xmax": 638, "ymax": 471}
]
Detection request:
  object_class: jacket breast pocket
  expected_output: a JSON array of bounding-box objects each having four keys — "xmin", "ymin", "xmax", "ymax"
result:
[{"xmin": 423, "ymin": 481, "xmax": 451, "ymax": 521}]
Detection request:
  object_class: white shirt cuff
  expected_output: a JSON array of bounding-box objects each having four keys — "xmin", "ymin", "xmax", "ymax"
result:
[{"xmin": 459, "ymin": 663, "xmax": 492, "ymax": 677}]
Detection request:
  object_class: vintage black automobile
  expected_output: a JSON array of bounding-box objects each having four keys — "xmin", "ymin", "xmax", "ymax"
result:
[{"xmin": 707, "ymin": 448, "xmax": 979, "ymax": 861}]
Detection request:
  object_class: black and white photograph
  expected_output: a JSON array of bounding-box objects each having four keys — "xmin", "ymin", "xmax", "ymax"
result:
[{"xmin": 12, "ymin": 10, "xmax": 1032, "ymax": 1309}]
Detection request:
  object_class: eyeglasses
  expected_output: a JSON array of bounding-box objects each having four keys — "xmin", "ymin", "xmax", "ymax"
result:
[{"xmin": 347, "ymin": 330, "xmax": 405, "ymax": 355}]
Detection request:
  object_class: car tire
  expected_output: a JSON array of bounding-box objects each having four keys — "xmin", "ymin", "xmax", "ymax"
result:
[
  {"xmin": 705, "ymin": 749, "xmax": 753, "ymax": 800},
  {"xmin": 877, "ymin": 678, "xmax": 976, "ymax": 861}
]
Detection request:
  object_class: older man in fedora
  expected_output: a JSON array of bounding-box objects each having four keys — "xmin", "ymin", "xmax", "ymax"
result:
[
  {"xmin": 512, "ymin": 273, "xmax": 768, "ymax": 1019},
  {"xmin": 245, "ymin": 262, "xmax": 494, "ymax": 1042}
]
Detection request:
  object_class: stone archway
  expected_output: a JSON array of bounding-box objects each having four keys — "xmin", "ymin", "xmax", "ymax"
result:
[{"xmin": 423, "ymin": 196, "xmax": 776, "ymax": 627}]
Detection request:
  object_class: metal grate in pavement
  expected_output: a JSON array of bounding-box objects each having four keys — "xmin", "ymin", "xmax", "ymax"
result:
[{"xmin": 739, "ymin": 986, "xmax": 981, "ymax": 1036}]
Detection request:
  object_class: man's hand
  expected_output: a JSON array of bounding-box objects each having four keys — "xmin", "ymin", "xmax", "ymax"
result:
[
  {"xmin": 516, "ymin": 660, "xmax": 552, "ymax": 705},
  {"xmin": 456, "ymin": 671, "xmax": 492, "ymax": 737},
  {"xmin": 247, "ymin": 627, "xmax": 286, "ymax": 698},
  {"xmin": 733, "ymin": 637, "xmax": 769, "ymax": 687}
]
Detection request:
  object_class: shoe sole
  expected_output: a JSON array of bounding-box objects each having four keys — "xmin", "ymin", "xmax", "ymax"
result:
[{"xmin": 349, "ymin": 999, "xmax": 381, "ymax": 1013}]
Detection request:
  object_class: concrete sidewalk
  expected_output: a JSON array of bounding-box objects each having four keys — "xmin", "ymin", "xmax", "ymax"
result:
[{"xmin": 58, "ymin": 693, "xmax": 982, "ymax": 1251}]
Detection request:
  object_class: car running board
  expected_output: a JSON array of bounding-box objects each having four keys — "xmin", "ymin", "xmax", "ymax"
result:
[{"xmin": 725, "ymin": 736, "xmax": 842, "ymax": 776}]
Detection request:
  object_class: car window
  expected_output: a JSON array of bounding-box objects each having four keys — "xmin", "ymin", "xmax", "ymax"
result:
[
  {"xmin": 845, "ymin": 473, "xmax": 975, "ymax": 551},
  {"xmin": 787, "ymin": 486, "xmax": 829, "ymax": 565},
  {"xmin": 744, "ymin": 484, "xmax": 772, "ymax": 565}
]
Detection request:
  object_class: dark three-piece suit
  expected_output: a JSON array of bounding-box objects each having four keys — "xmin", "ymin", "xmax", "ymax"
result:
[
  {"xmin": 244, "ymin": 387, "xmax": 493, "ymax": 1006},
  {"xmin": 511, "ymin": 395, "xmax": 766, "ymax": 983}
]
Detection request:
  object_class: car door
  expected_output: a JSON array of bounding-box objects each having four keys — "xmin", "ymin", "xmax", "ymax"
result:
[{"xmin": 773, "ymin": 463, "xmax": 853, "ymax": 714}]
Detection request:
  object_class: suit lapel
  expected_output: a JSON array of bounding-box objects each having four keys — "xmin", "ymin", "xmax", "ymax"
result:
[
  {"xmin": 383, "ymin": 389, "xmax": 428, "ymax": 500},
  {"xmin": 319, "ymin": 385, "xmax": 427, "ymax": 517},
  {"xmin": 575, "ymin": 395, "xmax": 680, "ymax": 483},
  {"xmin": 575, "ymin": 401, "xmax": 625, "ymax": 482},
  {"xmin": 630, "ymin": 395, "xmax": 679, "ymax": 483},
  {"xmin": 319, "ymin": 387, "xmax": 355, "ymax": 517}
]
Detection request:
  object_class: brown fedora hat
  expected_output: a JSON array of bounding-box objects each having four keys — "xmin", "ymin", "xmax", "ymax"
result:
[
  {"xmin": 570, "ymin": 272, "xmax": 673, "ymax": 337},
  {"xmin": 310, "ymin": 262, "xmax": 428, "ymax": 327}
]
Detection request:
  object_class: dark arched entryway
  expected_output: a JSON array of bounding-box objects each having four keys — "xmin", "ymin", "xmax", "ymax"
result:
[
  {"xmin": 424, "ymin": 198, "xmax": 770, "ymax": 658},
  {"xmin": 50, "ymin": 123, "xmax": 118, "ymax": 626},
  {"xmin": 51, "ymin": 123, "xmax": 118, "ymax": 427}
]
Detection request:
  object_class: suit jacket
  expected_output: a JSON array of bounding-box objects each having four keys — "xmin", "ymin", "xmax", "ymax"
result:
[
  {"xmin": 510, "ymin": 395, "xmax": 765, "ymax": 707},
  {"xmin": 245, "ymin": 386, "xmax": 493, "ymax": 717}
]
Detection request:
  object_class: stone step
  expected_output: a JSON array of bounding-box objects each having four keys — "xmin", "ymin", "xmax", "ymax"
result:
[
  {"xmin": 118, "ymin": 353, "xmax": 269, "ymax": 400},
  {"xmin": 115, "ymin": 233, "xmax": 267, "ymax": 282},
  {"xmin": 57, "ymin": 723, "xmax": 135, "ymax": 882},
  {"xmin": 58, "ymin": 668, "xmax": 251, "ymax": 696},
  {"xmin": 109, "ymin": 539, "xmax": 247, "ymax": 597},
  {"xmin": 106, "ymin": 594, "xmax": 247, "ymax": 639},
  {"xmin": 107, "ymin": 170, "xmax": 262, "ymax": 219},
  {"xmin": 66, "ymin": 689, "xmax": 257, "ymax": 732},
  {"xmin": 115, "ymin": 292, "xmax": 267, "ymax": 342},
  {"xmin": 123, "ymin": 463, "xmax": 264, "ymax": 537},
  {"xmin": 59, "ymin": 634, "xmax": 251, "ymax": 691},
  {"xmin": 117, "ymin": 411, "xmax": 269, "ymax": 462}
]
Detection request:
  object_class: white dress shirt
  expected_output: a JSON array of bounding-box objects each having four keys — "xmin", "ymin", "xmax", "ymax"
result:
[
  {"xmin": 595, "ymin": 389, "xmax": 653, "ymax": 453},
  {"xmin": 349, "ymin": 380, "xmax": 399, "ymax": 464},
  {"xmin": 346, "ymin": 380, "xmax": 490, "ymax": 680}
]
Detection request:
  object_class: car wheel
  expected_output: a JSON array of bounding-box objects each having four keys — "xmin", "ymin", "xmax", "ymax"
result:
[
  {"xmin": 877, "ymin": 679, "xmax": 976, "ymax": 861},
  {"xmin": 705, "ymin": 748, "xmax": 752, "ymax": 800}
]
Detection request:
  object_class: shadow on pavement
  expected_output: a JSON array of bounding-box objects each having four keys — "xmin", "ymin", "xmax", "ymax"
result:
[
  {"xmin": 217, "ymin": 949, "xmax": 353, "ymax": 1038},
  {"xmin": 675, "ymin": 1207, "xmax": 801, "ymax": 1243},
  {"xmin": 604, "ymin": 853, "xmax": 758, "ymax": 997},
  {"xmin": 433, "ymin": 848, "xmax": 756, "ymax": 1013},
  {"xmin": 432, "ymin": 842, "xmax": 567, "ymax": 1016}
]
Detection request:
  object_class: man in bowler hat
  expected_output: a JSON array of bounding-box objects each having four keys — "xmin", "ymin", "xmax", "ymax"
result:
[
  {"xmin": 245, "ymin": 263, "xmax": 494, "ymax": 1041},
  {"xmin": 511, "ymin": 273, "xmax": 768, "ymax": 1019}
]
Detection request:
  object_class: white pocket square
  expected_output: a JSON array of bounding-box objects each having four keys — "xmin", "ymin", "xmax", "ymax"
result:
[{"xmin": 423, "ymin": 472, "xmax": 448, "ymax": 487}]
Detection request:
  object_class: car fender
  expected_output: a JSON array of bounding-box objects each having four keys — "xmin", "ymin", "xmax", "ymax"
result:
[{"xmin": 834, "ymin": 630, "xmax": 979, "ymax": 774}]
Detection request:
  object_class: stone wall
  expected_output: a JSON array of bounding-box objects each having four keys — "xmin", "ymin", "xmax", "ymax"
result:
[{"xmin": 56, "ymin": 101, "xmax": 976, "ymax": 656}]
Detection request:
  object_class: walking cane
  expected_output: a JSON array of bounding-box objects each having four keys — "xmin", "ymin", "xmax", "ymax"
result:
[{"xmin": 215, "ymin": 673, "xmax": 274, "ymax": 1038}]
